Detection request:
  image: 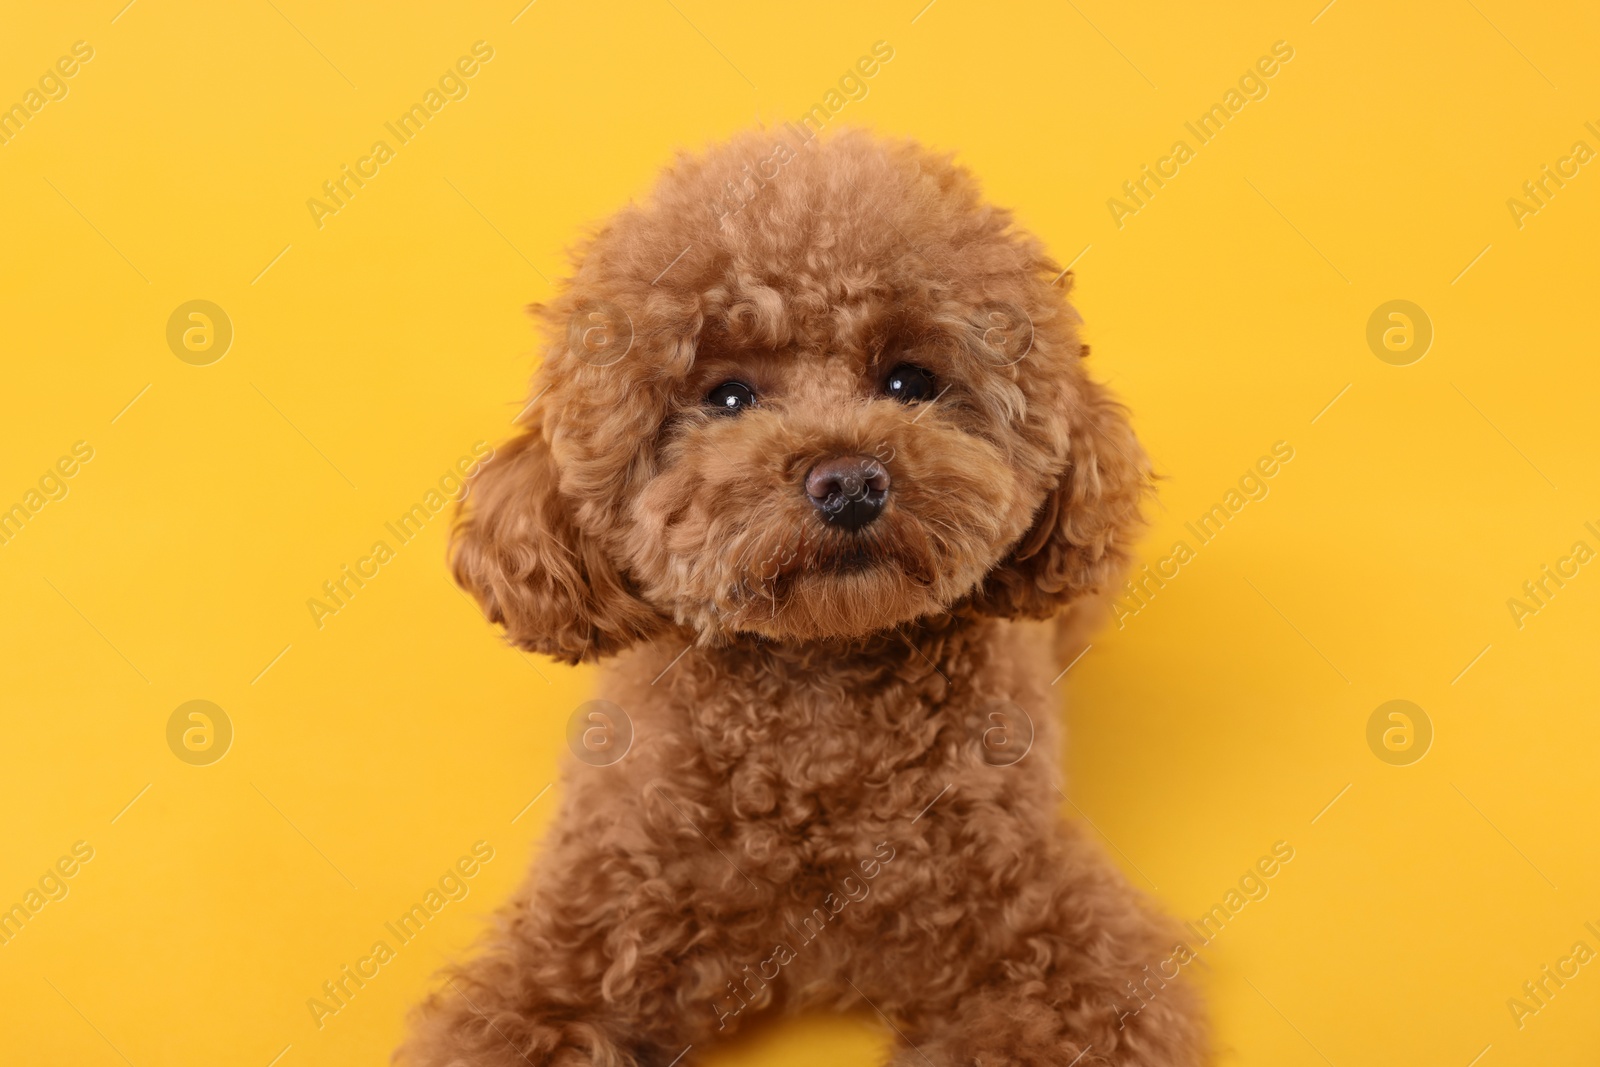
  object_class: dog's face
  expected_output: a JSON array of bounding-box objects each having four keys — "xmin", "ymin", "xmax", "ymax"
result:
[{"xmin": 453, "ymin": 131, "xmax": 1147, "ymax": 662}]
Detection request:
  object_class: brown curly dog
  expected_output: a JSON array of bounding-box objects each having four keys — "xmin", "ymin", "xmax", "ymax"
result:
[{"xmin": 398, "ymin": 129, "xmax": 1206, "ymax": 1067}]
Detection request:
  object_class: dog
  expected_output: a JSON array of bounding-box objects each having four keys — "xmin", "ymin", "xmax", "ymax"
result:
[{"xmin": 398, "ymin": 129, "xmax": 1206, "ymax": 1067}]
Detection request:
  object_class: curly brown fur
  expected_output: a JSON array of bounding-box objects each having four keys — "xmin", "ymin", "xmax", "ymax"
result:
[{"xmin": 405, "ymin": 129, "xmax": 1206, "ymax": 1066}]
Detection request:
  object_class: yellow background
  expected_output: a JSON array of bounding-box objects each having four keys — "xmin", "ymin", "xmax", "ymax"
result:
[{"xmin": 2, "ymin": 1, "xmax": 1597, "ymax": 1064}]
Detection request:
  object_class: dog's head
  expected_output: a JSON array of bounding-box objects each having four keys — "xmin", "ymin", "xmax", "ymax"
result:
[{"xmin": 453, "ymin": 130, "xmax": 1147, "ymax": 663}]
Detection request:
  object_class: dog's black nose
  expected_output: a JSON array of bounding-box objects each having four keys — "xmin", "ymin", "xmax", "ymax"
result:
[{"xmin": 805, "ymin": 455, "xmax": 890, "ymax": 531}]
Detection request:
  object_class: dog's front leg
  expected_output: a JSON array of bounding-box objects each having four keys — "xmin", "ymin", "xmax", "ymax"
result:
[
  {"xmin": 397, "ymin": 787, "xmax": 773, "ymax": 1067},
  {"xmin": 874, "ymin": 830, "xmax": 1207, "ymax": 1067}
]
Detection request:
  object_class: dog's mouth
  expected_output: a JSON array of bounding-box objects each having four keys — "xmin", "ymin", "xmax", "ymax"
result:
[
  {"xmin": 787, "ymin": 516, "xmax": 941, "ymax": 584},
  {"xmin": 813, "ymin": 537, "xmax": 881, "ymax": 574},
  {"xmin": 699, "ymin": 501, "xmax": 986, "ymax": 640}
]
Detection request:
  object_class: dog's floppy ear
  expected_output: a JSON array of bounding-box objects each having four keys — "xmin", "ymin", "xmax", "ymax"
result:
[
  {"xmin": 450, "ymin": 420, "xmax": 661, "ymax": 664},
  {"xmin": 970, "ymin": 377, "xmax": 1149, "ymax": 619}
]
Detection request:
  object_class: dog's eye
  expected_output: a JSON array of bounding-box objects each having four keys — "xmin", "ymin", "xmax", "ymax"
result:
[
  {"xmin": 707, "ymin": 381, "xmax": 757, "ymax": 415},
  {"xmin": 884, "ymin": 364, "xmax": 937, "ymax": 404}
]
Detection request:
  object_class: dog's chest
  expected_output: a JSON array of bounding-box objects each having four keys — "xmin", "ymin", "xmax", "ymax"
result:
[{"xmin": 685, "ymin": 668, "xmax": 956, "ymax": 843}]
